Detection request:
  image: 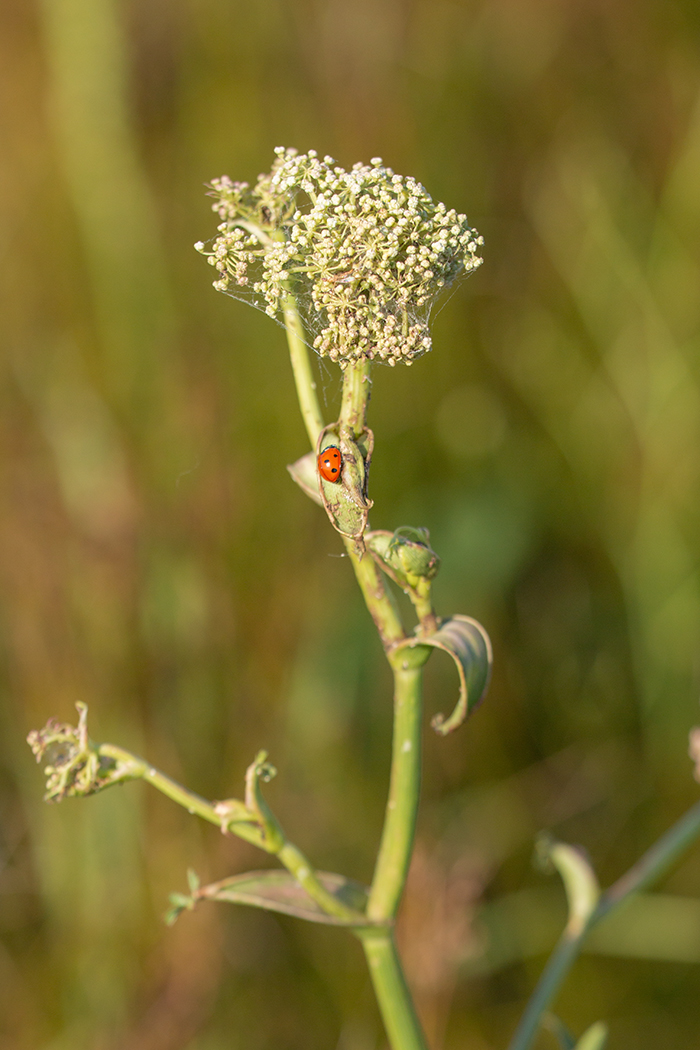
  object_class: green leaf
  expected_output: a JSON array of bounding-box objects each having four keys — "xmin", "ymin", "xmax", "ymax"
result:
[
  {"xmin": 197, "ymin": 869, "xmax": 370, "ymax": 926},
  {"xmin": 573, "ymin": 1021, "xmax": 608, "ymax": 1050},
  {"xmin": 394, "ymin": 615, "xmax": 492, "ymax": 734},
  {"xmin": 287, "ymin": 451, "xmax": 324, "ymax": 507},
  {"xmin": 537, "ymin": 838, "xmax": 600, "ymax": 934},
  {"xmin": 164, "ymin": 891, "xmax": 194, "ymax": 926}
]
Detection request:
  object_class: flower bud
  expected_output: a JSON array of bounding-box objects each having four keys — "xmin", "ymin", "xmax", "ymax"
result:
[{"xmin": 367, "ymin": 527, "xmax": 440, "ymax": 590}]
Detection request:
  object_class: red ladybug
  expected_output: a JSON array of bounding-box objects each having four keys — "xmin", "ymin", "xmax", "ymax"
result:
[{"xmin": 318, "ymin": 446, "xmax": 342, "ymax": 483}]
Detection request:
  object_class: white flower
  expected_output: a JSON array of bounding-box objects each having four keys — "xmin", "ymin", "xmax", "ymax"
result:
[{"xmin": 198, "ymin": 149, "xmax": 483, "ymax": 366}]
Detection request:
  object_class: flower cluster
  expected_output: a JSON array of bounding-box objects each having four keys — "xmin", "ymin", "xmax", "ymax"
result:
[{"xmin": 196, "ymin": 148, "xmax": 483, "ymax": 366}]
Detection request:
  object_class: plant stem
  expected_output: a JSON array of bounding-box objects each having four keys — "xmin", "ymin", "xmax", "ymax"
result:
[
  {"xmin": 336, "ymin": 361, "xmax": 423, "ymax": 923},
  {"xmin": 336, "ymin": 359, "xmax": 427, "ymax": 1049},
  {"xmin": 338, "ymin": 359, "xmax": 405, "ymax": 648},
  {"xmin": 367, "ymin": 656, "xmax": 425, "ymax": 921},
  {"xmin": 353, "ymin": 661, "xmax": 430, "ymax": 1040},
  {"xmin": 345, "ymin": 542, "xmax": 405, "ymax": 648},
  {"xmin": 358, "ymin": 931, "xmax": 429, "ymax": 1050},
  {"xmin": 596, "ymin": 795, "xmax": 700, "ymax": 918},
  {"xmin": 278, "ymin": 841, "xmax": 366, "ymax": 924},
  {"xmin": 282, "ymin": 334, "xmax": 428, "ymax": 1048},
  {"xmin": 508, "ymin": 797, "xmax": 700, "ymax": 1050},
  {"xmin": 340, "ymin": 356, "xmax": 372, "ymax": 435},
  {"xmin": 412, "ymin": 584, "xmax": 439, "ymax": 637},
  {"xmin": 282, "ymin": 289, "xmax": 324, "ymax": 447},
  {"xmin": 100, "ymin": 743, "xmax": 251, "ymax": 831},
  {"xmin": 507, "ymin": 930, "xmax": 583, "ymax": 1050}
]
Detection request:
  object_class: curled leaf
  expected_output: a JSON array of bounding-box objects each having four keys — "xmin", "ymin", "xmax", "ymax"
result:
[
  {"xmin": 393, "ymin": 615, "xmax": 492, "ymax": 734},
  {"xmin": 537, "ymin": 835, "xmax": 600, "ymax": 935}
]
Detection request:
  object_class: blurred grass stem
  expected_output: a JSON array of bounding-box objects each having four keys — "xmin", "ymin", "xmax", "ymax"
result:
[{"xmin": 509, "ymin": 797, "xmax": 700, "ymax": 1050}]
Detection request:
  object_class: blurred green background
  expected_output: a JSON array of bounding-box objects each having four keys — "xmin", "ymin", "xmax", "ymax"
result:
[{"xmin": 2, "ymin": 0, "xmax": 700, "ymax": 1047}]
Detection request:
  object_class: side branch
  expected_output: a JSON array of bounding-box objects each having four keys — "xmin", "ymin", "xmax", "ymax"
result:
[
  {"xmin": 508, "ymin": 797, "xmax": 700, "ymax": 1050},
  {"xmin": 27, "ymin": 707, "xmax": 364, "ymax": 925}
]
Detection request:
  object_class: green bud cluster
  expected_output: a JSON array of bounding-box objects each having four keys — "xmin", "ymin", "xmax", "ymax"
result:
[
  {"xmin": 196, "ymin": 147, "xmax": 483, "ymax": 366},
  {"xmin": 386, "ymin": 527, "xmax": 440, "ymax": 582},
  {"xmin": 367, "ymin": 527, "xmax": 440, "ymax": 590}
]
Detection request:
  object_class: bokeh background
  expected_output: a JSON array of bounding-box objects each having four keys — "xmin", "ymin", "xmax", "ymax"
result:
[{"xmin": 3, "ymin": 0, "xmax": 700, "ymax": 1047}]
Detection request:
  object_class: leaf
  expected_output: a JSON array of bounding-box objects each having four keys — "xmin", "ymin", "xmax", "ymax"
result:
[
  {"xmin": 574, "ymin": 1021, "xmax": 608, "ymax": 1050},
  {"xmin": 394, "ymin": 615, "xmax": 492, "ymax": 734},
  {"xmin": 538, "ymin": 837, "xmax": 600, "ymax": 934},
  {"xmin": 197, "ymin": 869, "xmax": 370, "ymax": 926},
  {"xmin": 287, "ymin": 451, "xmax": 324, "ymax": 506},
  {"xmin": 164, "ymin": 892, "xmax": 194, "ymax": 926}
]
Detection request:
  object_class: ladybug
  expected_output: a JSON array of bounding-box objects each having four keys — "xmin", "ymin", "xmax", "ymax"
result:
[{"xmin": 318, "ymin": 445, "xmax": 342, "ymax": 483}]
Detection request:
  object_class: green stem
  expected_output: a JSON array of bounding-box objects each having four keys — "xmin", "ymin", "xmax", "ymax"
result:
[
  {"xmin": 236, "ymin": 223, "xmax": 324, "ymax": 449},
  {"xmin": 340, "ymin": 356, "xmax": 372, "ymax": 436},
  {"xmin": 507, "ymin": 930, "xmax": 583, "ymax": 1050},
  {"xmin": 412, "ymin": 582, "xmax": 439, "ymax": 637},
  {"xmin": 338, "ymin": 358, "xmax": 405, "ymax": 649},
  {"xmin": 277, "ymin": 841, "xmax": 365, "ymax": 924},
  {"xmin": 281, "ymin": 289, "xmax": 324, "ymax": 448},
  {"xmin": 268, "ymin": 226, "xmax": 325, "ymax": 449},
  {"xmin": 345, "ymin": 541, "xmax": 405, "ymax": 648},
  {"xmin": 335, "ymin": 358, "xmax": 427, "ymax": 1049},
  {"xmin": 100, "ymin": 743, "xmax": 251, "ymax": 832},
  {"xmin": 358, "ymin": 931, "xmax": 429, "ymax": 1050},
  {"xmin": 595, "ymin": 796, "xmax": 700, "ymax": 918},
  {"xmin": 367, "ymin": 657, "xmax": 425, "ymax": 921},
  {"xmin": 282, "ymin": 337, "xmax": 427, "ymax": 1048},
  {"xmin": 336, "ymin": 357, "xmax": 427, "ymax": 1050},
  {"xmin": 508, "ymin": 797, "xmax": 700, "ymax": 1050}
]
